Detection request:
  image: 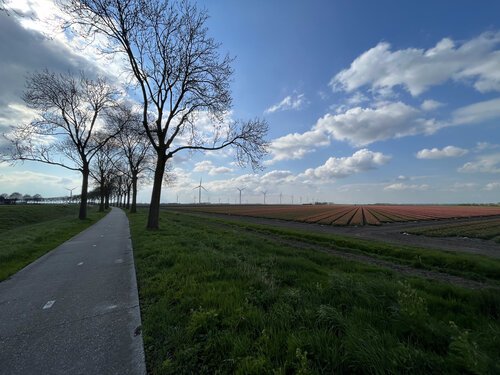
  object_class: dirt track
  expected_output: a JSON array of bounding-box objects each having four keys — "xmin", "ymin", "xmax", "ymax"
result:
[{"xmin": 180, "ymin": 211, "xmax": 500, "ymax": 259}]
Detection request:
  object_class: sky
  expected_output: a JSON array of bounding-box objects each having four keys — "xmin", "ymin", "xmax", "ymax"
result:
[{"xmin": 1, "ymin": 0, "xmax": 500, "ymax": 204}]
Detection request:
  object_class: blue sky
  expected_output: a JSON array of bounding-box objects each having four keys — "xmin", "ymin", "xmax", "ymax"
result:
[{"xmin": 1, "ymin": 0, "xmax": 500, "ymax": 204}]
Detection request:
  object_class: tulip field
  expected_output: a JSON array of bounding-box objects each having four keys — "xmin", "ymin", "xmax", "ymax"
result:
[{"xmin": 175, "ymin": 204, "xmax": 500, "ymax": 226}]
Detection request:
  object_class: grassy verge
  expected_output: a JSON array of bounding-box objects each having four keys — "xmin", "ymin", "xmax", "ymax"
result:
[
  {"xmin": 130, "ymin": 209, "xmax": 500, "ymax": 374},
  {"xmin": 0, "ymin": 205, "xmax": 107, "ymax": 281},
  {"xmin": 185, "ymin": 213, "xmax": 500, "ymax": 284},
  {"xmin": 407, "ymin": 219, "xmax": 500, "ymax": 244}
]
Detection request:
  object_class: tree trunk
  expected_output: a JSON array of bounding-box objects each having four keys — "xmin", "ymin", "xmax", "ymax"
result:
[
  {"xmin": 99, "ymin": 178, "xmax": 105, "ymax": 212},
  {"xmin": 126, "ymin": 184, "xmax": 131, "ymax": 209},
  {"xmin": 105, "ymin": 189, "xmax": 110, "ymax": 209},
  {"xmin": 131, "ymin": 173, "xmax": 138, "ymax": 214},
  {"xmin": 79, "ymin": 167, "xmax": 89, "ymax": 220},
  {"xmin": 147, "ymin": 155, "xmax": 166, "ymax": 229}
]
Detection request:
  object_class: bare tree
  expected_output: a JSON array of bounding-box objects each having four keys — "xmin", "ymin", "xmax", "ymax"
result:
[
  {"xmin": 60, "ymin": 0, "xmax": 268, "ymax": 229},
  {"xmin": 110, "ymin": 105, "xmax": 152, "ymax": 213},
  {"xmin": 90, "ymin": 133, "xmax": 120, "ymax": 212},
  {"xmin": 6, "ymin": 70, "xmax": 118, "ymax": 219}
]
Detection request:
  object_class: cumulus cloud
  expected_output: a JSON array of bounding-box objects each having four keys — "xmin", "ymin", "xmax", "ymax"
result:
[
  {"xmin": 265, "ymin": 93, "xmax": 306, "ymax": 114},
  {"xmin": 421, "ymin": 99, "xmax": 444, "ymax": 111},
  {"xmin": 384, "ymin": 183, "xmax": 430, "ymax": 191},
  {"xmin": 0, "ymin": 169, "xmax": 79, "ymax": 196},
  {"xmin": 416, "ymin": 146, "xmax": 468, "ymax": 159},
  {"xmin": 315, "ymin": 102, "xmax": 439, "ymax": 146},
  {"xmin": 458, "ymin": 153, "xmax": 500, "ymax": 174},
  {"xmin": 484, "ymin": 182, "xmax": 500, "ymax": 191},
  {"xmin": 331, "ymin": 32, "xmax": 500, "ymax": 96},
  {"xmin": 193, "ymin": 160, "xmax": 233, "ymax": 175},
  {"xmin": 267, "ymin": 93, "xmax": 500, "ymax": 154},
  {"xmin": 302, "ymin": 149, "xmax": 390, "ymax": 180},
  {"xmin": 265, "ymin": 129, "xmax": 329, "ymax": 164}
]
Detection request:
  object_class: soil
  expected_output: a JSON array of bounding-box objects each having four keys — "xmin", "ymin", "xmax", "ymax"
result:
[
  {"xmin": 191, "ymin": 213, "xmax": 496, "ymax": 290},
  {"xmin": 184, "ymin": 211, "xmax": 500, "ymax": 259}
]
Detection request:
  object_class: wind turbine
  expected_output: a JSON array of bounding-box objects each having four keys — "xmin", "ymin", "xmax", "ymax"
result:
[
  {"xmin": 236, "ymin": 187, "xmax": 245, "ymax": 205},
  {"xmin": 193, "ymin": 178, "xmax": 207, "ymax": 204},
  {"xmin": 262, "ymin": 190, "xmax": 267, "ymax": 204},
  {"xmin": 65, "ymin": 187, "xmax": 77, "ymax": 199},
  {"xmin": 279, "ymin": 192, "xmax": 282, "ymax": 204}
]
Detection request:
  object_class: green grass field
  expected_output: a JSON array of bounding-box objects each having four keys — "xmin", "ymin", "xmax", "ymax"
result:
[
  {"xmin": 129, "ymin": 209, "xmax": 500, "ymax": 374},
  {"xmin": 0, "ymin": 204, "xmax": 107, "ymax": 281},
  {"xmin": 408, "ymin": 218, "xmax": 500, "ymax": 244}
]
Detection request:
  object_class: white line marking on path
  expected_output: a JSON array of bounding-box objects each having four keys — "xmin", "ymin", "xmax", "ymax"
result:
[
  {"xmin": 115, "ymin": 258, "xmax": 124, "ymax": 264},
  {"xmin": 92, "ymin": 245, "xmax": 97, "ymax": 247},
  {"xmin": 43, "ymin": 300, "xmax": 56, "ymax": 309},
  {"xmin": 77, "ymin": 262, "xmax": 84, "ymax": 266}
]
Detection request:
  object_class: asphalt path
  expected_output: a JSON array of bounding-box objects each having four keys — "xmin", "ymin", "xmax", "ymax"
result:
[{"xmin": 0, "ymin": 207, "xmax": 146, "ymax": 375}]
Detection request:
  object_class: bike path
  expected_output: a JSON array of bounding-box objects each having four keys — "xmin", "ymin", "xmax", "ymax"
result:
[{"xmin": 0, "ymin": 207, "xmax": 146, "ymax": 375}]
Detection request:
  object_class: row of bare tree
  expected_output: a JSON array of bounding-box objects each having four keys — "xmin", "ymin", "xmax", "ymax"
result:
[
  {"xmin": 3, "ymin": 0, "xmax": 268, "ymax": 229},
  {"xmin": 6, "ymin": 71, "xmax": 152, "ymax": 218}
]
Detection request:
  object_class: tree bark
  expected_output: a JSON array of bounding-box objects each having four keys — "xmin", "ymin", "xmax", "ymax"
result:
[
  {"xmin": 99, "ymin": 178, "xmax": 105, "ymax": 212},
  {"xmin": 131, "ymin": 173, "xmax": 138, "ymax": 213},
  {"xmin": 126, "ymin": 184, "xmax": 131, "ymax": 209},
  {"xmin": 79, "ymin": 166, "xmax": 89, "ymax": 220},
  {"xmin": 105, "ymin": 189, "xmax": 110, "ymax": 209},
  {"xmin": 147, "ymin": 155, "xmax": 166, "ymax": 229}
]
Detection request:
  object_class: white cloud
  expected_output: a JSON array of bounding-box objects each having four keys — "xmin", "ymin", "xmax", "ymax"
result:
[
  {"xmin": 265, "ymin": 93, "xmax": 306, "ymax": 114},
  {"xmin": 193, "ymin": 160, "xmax": 233, "ymax": 175},
  {"xmin": 265, "ymin": 129, "xmax": 329, "ymax": 164},
  {"xmin": 452, "ymin": 97, "xmax": 500, "ymax": 125},
  {"xmin": 270, "ymin": 95, "xmax": 500, "ymax": 153},
  {"xmin": 421, "ymin": 99, "xmax": 444, "ymax": 111},
  {"xmin": 484, "ymin": 182, "xmax": 500, "ymax": 191},
  {"xmin": 458, "ymin": 153, "xmax": 500, "ymax": 174},
  {"xmin": 447, "ymin": 182, "xmax": 478, "ymax": 192},
  {"xmin": 475, "ymin": 142, "xmax": 499, "ymax": 151},
  {"xmin": 346, "ymin": 92, "xmax": 369, "ymax": 106},
  {"xmin": 384, "ymin": 183, "xmax": 430, "ymax": 191},
  {"xmin": 331, "ymin": 32, "xmax": 500, "ymax": 96},
  {"xmin": 209, "ymin": 167, "xmax": 232, "ymax": 175},
  {"xmin": 416, "ymin": 146, "xmax": 468, "ymax": 159},
  {"xmin": 0, "ymin": 169, "xmax": 79, "ymax": 196},
  {"xmin": 315, "ymin": 102, "xmax": 439, "ymax": 146},
  {"xmin": 302, "ymin": 149, "xmax": 390, "ymax": 180},
  {"xmin": 261, "ymin": 170, "xmax": 295, "ymax": 184}
]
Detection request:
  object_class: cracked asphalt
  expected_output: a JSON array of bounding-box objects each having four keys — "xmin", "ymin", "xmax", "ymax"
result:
[{"xmin": 0, "ymin": 207, "xmax": 146, "ymax": 375}]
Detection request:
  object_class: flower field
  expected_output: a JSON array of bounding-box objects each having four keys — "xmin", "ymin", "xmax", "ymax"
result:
[{"xmin": 173, "ymin": 204, "xmax": 500, "ymax": 226}]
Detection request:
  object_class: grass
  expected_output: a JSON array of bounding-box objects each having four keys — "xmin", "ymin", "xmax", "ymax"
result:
[
  {"xmin": 129, "ymin": 209, "xmax": 500, "ymax": 374},
  {"xmin": 407, "ymin": 219, "xmax": 500, "ymax": 244},
  {"xmin": 0, "ymin": 204, "xmax": 107, "ymax": 281},
  {"xmin": 184, "ymin": 213, "xmax": 500, "ymax": 284}
]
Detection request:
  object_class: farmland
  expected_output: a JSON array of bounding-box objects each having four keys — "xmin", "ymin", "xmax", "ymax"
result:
[
  {"xmin": 173, "ymin": 204, "xmax": 500, "ymax": 226},
  {"xmin": 408, "ymin": 218, "xmax": 500, "ymax": 243}
]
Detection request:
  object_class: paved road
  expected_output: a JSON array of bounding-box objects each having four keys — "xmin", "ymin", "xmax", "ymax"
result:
[{"xmin": 0, "ymin": 208, "xmax": 146, "ymax": 375}]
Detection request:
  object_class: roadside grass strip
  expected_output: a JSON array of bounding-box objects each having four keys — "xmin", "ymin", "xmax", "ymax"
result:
[
  {"xmin": 129, "ymin": 210, "xmax": 500, "ymax": 374},
  {"xmin": 0, "ymin": 205, "xmax": 107, "ymax": 281}
]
